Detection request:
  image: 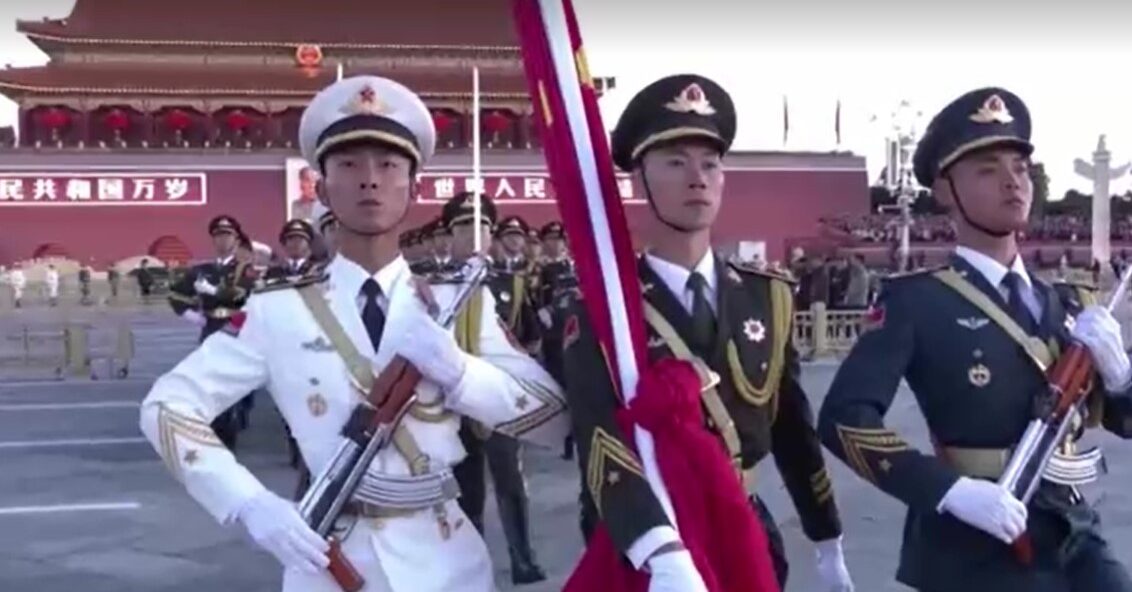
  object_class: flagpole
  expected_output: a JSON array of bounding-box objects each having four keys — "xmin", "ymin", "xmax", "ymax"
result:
[{"xmin": 473, "ymin": 66, "xmax": 483, "ymax": 253}]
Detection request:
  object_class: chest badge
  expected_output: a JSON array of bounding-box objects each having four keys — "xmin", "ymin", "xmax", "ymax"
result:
[
  {"xmin": 307, "ymin": 393, "xmax": 329, "ymax": 417},
  {"xmin": 727, "ymin": 268, "xmax": 743, "ymax": 285},
  {"xmin": 743, "ymin": 318, "xmax": 766, "ymax": 343},
  {"xmin": 968, "ymin": 363, "xmax": 992, "ymax": 388},
  {"xmin": 499, "ymin": 291, "xmax": 511, "ymax": 303},
  {"xmin": 957, "ymin": 317, "xmax": 989, "ymax": 330},
  {"xmin": 301, "ymin": 336, "xmax": 335, "ymax": 353}
]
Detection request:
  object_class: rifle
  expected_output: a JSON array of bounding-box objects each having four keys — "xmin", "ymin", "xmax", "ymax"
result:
[
  {"xmin": 998, "ymin": 265, "xmax": 1132, "ymax": 564},
  {"xmin": 297, "ymin": 256, "xmax": 492, "ymax": 592}
]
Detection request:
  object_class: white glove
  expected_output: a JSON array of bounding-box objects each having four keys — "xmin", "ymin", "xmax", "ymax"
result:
[
  {"xmin": 237, "ymin": 490, "xmax": 329, "ymax": 574},
  {"xmin": 938, "ymin": 477, "xmax": 1027, "ymax": 544},
  {"xmin": 390, "ymin": 282, "xmax": 467, "ymax": 390},
  {"xmin": 194, "ymin": 276, "xmax": 218, "ymax": 296},
  {"xmin": 180, "ymin": 309, "xmax": 207, "ymax": 327},
  {"xmin": 646, "ymin": 550, "xmax": 708, "ymax": 592},
  {"xmin": 1071, "ymin": 305, "xmax": 1132, "ymax": 391},
  {"xmin": 814, "ymin": 537, "xmax": 854, "ymax": 592}
]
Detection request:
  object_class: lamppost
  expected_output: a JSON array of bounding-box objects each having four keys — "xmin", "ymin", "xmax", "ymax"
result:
[{"xmin": 882, "ymin": 100, "xmax": 922, "ymax": 272}]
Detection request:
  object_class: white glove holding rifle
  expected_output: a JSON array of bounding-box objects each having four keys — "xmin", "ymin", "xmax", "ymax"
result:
[{"xmin": 237, "ymin": 490, "xmax": 329, "ymax": 574}]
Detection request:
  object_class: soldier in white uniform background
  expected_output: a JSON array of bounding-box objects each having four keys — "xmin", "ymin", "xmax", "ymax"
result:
[
  {"xmin": 45, "ymin": 264, "xmax": 60, "ymax": 307},
  {"xmin": 138, "ymin": 75, "xmax": 569, "ymax": 592},
  {"xmin": 9, "ymin": 263, "xmax": 26, "ymax": 308}
]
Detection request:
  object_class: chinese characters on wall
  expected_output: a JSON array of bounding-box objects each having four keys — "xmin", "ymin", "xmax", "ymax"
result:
[
  {"xmin": 0, "ymin": 173, "xmax": 207, "ymax": 206},
  {"xmin": 415, "ymin": 172, "xmax": 642, "ymax": 204}
]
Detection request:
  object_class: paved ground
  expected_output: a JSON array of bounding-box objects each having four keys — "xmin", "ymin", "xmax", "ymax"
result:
[{"xmin": 3, "ymin": 308, "xmax": 1132, "ymax": 591}]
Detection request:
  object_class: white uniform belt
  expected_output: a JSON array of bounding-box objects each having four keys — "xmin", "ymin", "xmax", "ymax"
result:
[{"xmin": 351, "ymin": 469, "xmax": 460, "ymax": 511}]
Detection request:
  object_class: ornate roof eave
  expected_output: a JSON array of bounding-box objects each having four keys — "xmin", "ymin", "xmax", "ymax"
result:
[
  {"xmin": 19, "ymin": 29, "xmax": 520, "ymax": 54},
  {"xmin": 0, "ymin": 81, "xmax": 529, "ymax": 100}
]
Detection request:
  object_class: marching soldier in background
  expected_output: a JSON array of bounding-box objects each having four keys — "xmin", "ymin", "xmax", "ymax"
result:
[
  {"xmin": 312, "ymin": 201, "xmax": 338, "ymax": 261},
  {"xmin": 561, "ymin": 74, "xmax": 853, "ymax": 590},
  {"xmin": 9, "ymin": 263, "xmax": 25, "ymax": 308},
  {"xmin": 818, "ymin": 88, "xmax": 1132, "ymax": 592},
  {"xmin": 431, "ymin": 217, "xmax": 458, "ymax": 273},
  {"xmin": 443, "ymin": 193, "xmax": 547, "ymax": 585},
  {"xmin": 532, "ymin": 221, "xmax": 578, "ymax": 460},
  {"xmin": 166, "ymin": 214, "xmax": 258, "ymax": 450},
  {"xmin": 107, "ymin": 264, "xmax": 121, "ymax": 302},
  {"xmin": 139, "ymin": 75, "xmax": 567, "ymax": 592},
  {"xmin": 266, "ymin": 219, "xmax": 317, "ymax": 282},
  {"xmin": 493, "ymin": 215, "xmax": 542, "ymax": 352}
]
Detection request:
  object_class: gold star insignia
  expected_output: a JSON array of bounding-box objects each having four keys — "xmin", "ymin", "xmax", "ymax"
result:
[
  {"xmin": 183, "ymin": 449, "xmax": 199, "ymax": 465},
  {"xmin": 607, "ymin": 470, "xmax": 621, "ymax": 485},
  {"xmin": 515, "ymin": 395, "xmax": 529, "ymax": 411},
  {"xmin": 879, "ymin": 459, "xmax": 893, "ymax": 472}
]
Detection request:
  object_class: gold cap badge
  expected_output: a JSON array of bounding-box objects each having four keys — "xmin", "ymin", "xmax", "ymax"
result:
[
  {"xmin": 342, "ymin": 84, "xmax": 386, "ymax": 116},
  {"xmin": 664, "ymin": 83, "xmax": 716, "ymax": 116},
  {"xmin": 969, "ymin": 94, "xmax": 1013, "ymax": 124}
]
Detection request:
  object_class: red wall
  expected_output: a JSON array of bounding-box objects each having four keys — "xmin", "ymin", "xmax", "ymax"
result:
[{"xmin": 0, "ymin": 154, "xmax": 867, "ymax": 266}]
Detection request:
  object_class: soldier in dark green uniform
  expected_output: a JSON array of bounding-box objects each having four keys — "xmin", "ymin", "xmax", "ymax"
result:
[
  {"xmin": 166, "ymin": 215, "xmax": 259, "ymax": 450},
  {"xmin": 492, "ymin": 215, "xmax": 542, "ymax": 352},
  {"xmin": 265, "ymin": 219, "xmax": 316, "ymax": 282},
  {"xmin": 560, "ymin": 74, "xmax": 853, "ymax": 590},
  {"xmin": 818, "ymin": 87, "xmax": 1132, "ymax": 592},
  {"xmin": 441, "ymin": 192, "xmax": 547, "ymax": 585},
  {"xmin": 533, "ymin": 221, "xmax": 579, "ymax": 460}
]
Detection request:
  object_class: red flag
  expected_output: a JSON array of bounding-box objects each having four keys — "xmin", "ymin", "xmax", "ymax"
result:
[{"xmin": 511, "ymin": 2, "xmax": 780, "ymax": 591}]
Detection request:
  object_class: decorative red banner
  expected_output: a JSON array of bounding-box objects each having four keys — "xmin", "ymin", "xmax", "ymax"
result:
[
  {"xmin": 0, "ymin": 173, "xmax": 207, "ymax": 206},
  {"xmin": 415, "ymin": 171, "xmax": 642, "ymax": 204}
]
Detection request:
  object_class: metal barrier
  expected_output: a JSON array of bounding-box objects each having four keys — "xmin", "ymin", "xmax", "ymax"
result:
[
  {"xmin": 793, "ymin": 303, "xmax": 867, "ymax": 358},
  {"xmin": 0, "ymin": 323, "xmax": 134, "ymax": 380}
]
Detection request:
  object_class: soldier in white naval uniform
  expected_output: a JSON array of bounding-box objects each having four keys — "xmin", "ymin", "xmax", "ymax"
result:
[{"xmin": 138, "ymin": 75, "xmax": 569, "ymax": 592}]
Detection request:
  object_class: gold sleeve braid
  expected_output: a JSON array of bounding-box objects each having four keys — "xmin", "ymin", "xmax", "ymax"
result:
[
  {"xmin": 810, "ymin": 468, "xmax": 833, "ymax": 505},
  {"xmin": 586, "ymin": 427, "xmax": 645, "ymax": 516},
  {"xmin": 156, "ymin": 404, "xmax": 224, "ymax": 481},
  {"xmin": 834, "ymin": 424, "xmax": 910, "ymax": 484}
]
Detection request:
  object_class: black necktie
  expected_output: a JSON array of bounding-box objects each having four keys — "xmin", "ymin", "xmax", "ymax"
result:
[
  {"xmin": 687, "ymin": 272, "xmax": 717, "ymax": 354},
  {"xmin": 1002, "ymin": 272, "xmax": 1037, "ymax": 334},
  {"xmin": 360, "ymin": 278, "xmax": 385, "ymax": 352}
]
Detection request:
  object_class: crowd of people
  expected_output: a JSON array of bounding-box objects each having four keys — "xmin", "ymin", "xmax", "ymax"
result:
[{"xmin": 821, "ymin": 212, "xmax": 1132, "ymax": 244}]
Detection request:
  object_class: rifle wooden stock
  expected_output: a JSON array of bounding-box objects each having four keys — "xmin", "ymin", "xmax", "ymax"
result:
[
  {"xmin": 327, "ymin": 536, "xmax": 365, "ymax": 592},
  {"xmin": 367, "ymin": 355, "xmax": 424, "ymax": 425}
]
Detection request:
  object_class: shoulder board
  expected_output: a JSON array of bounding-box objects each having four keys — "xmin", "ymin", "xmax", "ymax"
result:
[
  {"xmin": 882, "ymin": 264, "xmax": 948, "ymax": 282},
  {"xmin": 253, "ymin": 267, "xmax": 328, "ymax": 294},
  {"xmin": 726, "ymin": 260, "xmax": 796, "ymax": 285}
]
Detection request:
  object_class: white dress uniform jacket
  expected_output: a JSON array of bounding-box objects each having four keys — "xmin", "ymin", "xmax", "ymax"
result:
[{"xmin": 139, "ymin": 254, "xmax": 568, "ymax": 592}]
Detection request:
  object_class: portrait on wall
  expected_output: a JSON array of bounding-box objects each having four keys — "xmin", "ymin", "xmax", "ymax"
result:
[{"xmin": 285, "ymin": 157, "xmax": 320, "ymax": 222}]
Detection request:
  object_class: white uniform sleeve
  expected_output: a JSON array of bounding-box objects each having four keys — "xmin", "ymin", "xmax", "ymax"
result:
[
  {"xmin": 444, "ymin": 288, "xmax": 570, "ymax": 448},
  {"xmin": 138, "ymin": 295, "xmax": 272, "ymax": 524}
]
